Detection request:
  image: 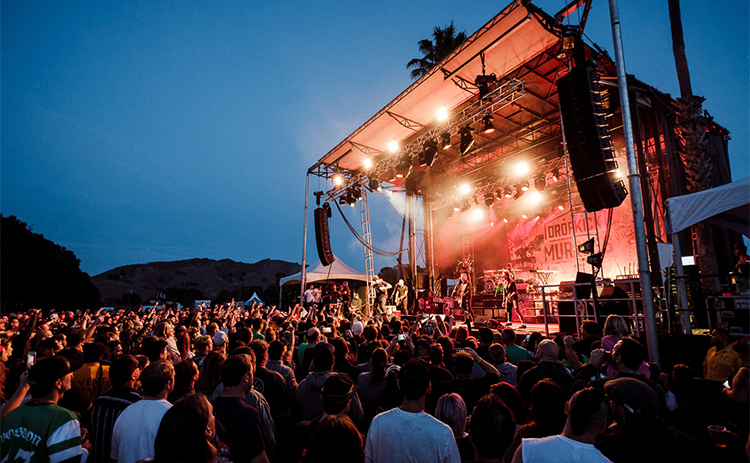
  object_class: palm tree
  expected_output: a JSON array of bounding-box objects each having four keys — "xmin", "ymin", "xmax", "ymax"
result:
[
  {"xmin": 668, "ymin": 0, "xmax": 720, "ymax": 298},
  {"xmin": 407, "ymin": 22, "xmax": 467, "ymax": 80}
]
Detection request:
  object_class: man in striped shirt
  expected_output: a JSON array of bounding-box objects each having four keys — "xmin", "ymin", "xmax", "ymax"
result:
[
  {"xmin": 1, "ymin": 356, "xmax": 84, "ymax": 463},
  {"xmin": 90, "ymin": 355, "xmax": 143, "ymax": 463}
]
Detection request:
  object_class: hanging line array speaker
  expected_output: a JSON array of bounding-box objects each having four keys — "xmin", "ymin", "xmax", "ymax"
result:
[
  {"xmin": 314, "ymin": 207, "xmax": 335, "ymax": 266},
  {"xmin": 557, "ymin": 64, "xmax": 628, "ymax": 212}
]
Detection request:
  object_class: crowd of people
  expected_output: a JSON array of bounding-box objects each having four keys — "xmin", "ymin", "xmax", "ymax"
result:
[{"xmin": 0, "ymin": 299, "xmax": 747, "ymax": 463}]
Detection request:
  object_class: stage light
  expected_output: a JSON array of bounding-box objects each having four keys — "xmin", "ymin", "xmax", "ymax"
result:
[
  {"xmin": 534, "ymin": 176, "xmax": 546, "ymax": 192},
  {"xmin": 347, "ymin": 189, "xmax": 356, "ymax": 206},
  {"xmin": 529, "ymin": 191, "xmax": 542, "ymax": 203},
  {"xmin": 395, "ymin": 159, "xmax": 411, "ymax": 179},
  {"xmin": 368, "ymin": 177, "xmax": 381, "ymax": 191},
  {"xmin": 459, "ymin": 125, "xmax": 474, "ymax": 155},
  {"xmin": 578, "ymin": 238, "xmax": 595, "ymax": 254},
  {"xmin": 490, "ymin": 222, "xmax": 495, "ymax": 227},
  {"xmin": 388, "ymin": 140, "xmax": 399, "ymax": 153},
  {"xmin": 482, "ymin": 114, "xmax": 495, "ymax": 134},
  {"xmin": 339, "ymin": 195, "xmax": 347, "ymax": 206},
  {"xmin": 352, "ymin": 186, "xmax": 362, "ymax": 200},
  {"xmin": 472, "ymin": 196, "xmax": 479, "ymax": 206},
  {"xmin": 453, "ymin": 204, "xmax": 461, "ymax": 212},
  {"xmin": 521, "ymin": 213, "xmax": 528, "ymax": 219},
  {"xmin": 419, "ymin": 139, "xmax": 438, "ymax": 167},
  {"xmin": 473, "ymin": 208, "xmax": 484, "ymax": 219},
  {"xmin": 551, "ymin": 168, "xmax": 560, "ymax": 182},
  {"xmin": 502, "ymin": 218, "xmax": 509, "ymax": 223},
  {"xmin": 614, "ymin": 169, "xmax": 623, "ymax": 179},
  {"xmin": 503, "ymin": 187, "xmax": 513, "ymax": 199},
  {"xmin": 459, "ymin": 183, "xmax": 471, "ymax": 195},
  {"xmin": 520, "ymin": 181, "xmax": 529, "ymax": 192},
  {"xmin": 436, "ymin": 106, "xmax": 449, "ymax": 122},
  {"xmin": 514, "ymin": 185, "xmax": 526, "ymax": 200},
  {"xmin": 475, "ymin": 73, "xmax": 496, "ymax": 100},
  {"xmin": 363, "ymin": 158, "xmax": 373, "ymax": 170},
  {"xmin": 332, "ymin": 172, "xmax": 344, "ymax": 187},
  {"xmin": 460, "ymin": 200, "xmax": 471, "ymax": 212},
  {"xmin": 557, "ymin": 204, "xmax": 565, "ymax": 211},
  {"xmin": 515, "ymin": 162, "xmax": 529, "ymax": 176},
  {"xmin": 485, "ymin": 194, "xmax": 495, "ymax": 207},
  {"xmin": 587, "ymin": 253, "xmax": 603, "ymax": 268},
  {"xmin": 440, "ymin": 132, "xmax": 453, "ymax": 150}
]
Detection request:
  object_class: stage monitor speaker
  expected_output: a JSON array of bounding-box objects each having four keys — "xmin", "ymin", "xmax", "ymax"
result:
[
  {"xmin": 557, "ymin": 65, "xmax": 627, "ymax": 212},
  {"xmin": 314, "ymin": 207, "xmax": 335, "ymax": 266},
  {"xmin": 575, "ymin": 272, "xmax": 594, "ymax": 299}
]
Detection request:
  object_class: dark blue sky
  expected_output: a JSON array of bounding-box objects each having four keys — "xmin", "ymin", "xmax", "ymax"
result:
[{"xmin": 2, "ymin": 0, "xmax": 748, "ymax": 276}]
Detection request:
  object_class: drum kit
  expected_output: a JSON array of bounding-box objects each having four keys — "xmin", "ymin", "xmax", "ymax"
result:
[{"xmin": 479, "ymin": 269, "xmax": 506, "ymax": 296}]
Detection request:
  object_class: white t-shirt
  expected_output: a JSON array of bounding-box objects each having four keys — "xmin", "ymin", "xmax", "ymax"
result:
[
  {"xmin": 111, "ymin": 398, "xmax": 172, "ymax": 463},
  {"xmin": 365, "ymin": 408, "xmax": 460, "ymax": 463},
  {"xmin": 521, "ymin": 435, "xmax": 613, "ymax": 463}
]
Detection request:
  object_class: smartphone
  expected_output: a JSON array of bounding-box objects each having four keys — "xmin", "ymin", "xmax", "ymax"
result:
[
  {"xmin": 322, "ymin": 327, "xmax": 332, "ymax": 334},
  {"xmin": 398, "ymin": 333, "xmax": 407, "ymax": 341},
  {"xmin": 26, "ymin": 351, "xmax": 36, "ymax": 371},
  {"xmin": 525, "ymin": 334, "xmax": 530, "ymax": 340}
]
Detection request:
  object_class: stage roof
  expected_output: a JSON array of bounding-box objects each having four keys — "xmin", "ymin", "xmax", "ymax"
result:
[{"xmin": 309, "ymin": 0, "xmax": 586, "ymax": 209}]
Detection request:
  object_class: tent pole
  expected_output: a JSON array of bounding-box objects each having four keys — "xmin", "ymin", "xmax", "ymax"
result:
[
  {"xmin": 608, "ymin": 0, "xmax": 661, "ymax": 366},
  {"xmin": 300, "ymin": 173, "xmax": 310, "ymax": 310},
  {"xmin": 671, "ymin": 232, "xmax": 693, "ymax": 334}
]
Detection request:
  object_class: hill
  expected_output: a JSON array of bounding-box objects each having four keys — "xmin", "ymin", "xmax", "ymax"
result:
[{"xmin": 91, "ymin": 258, "xmax": 300, "ymax": 308}]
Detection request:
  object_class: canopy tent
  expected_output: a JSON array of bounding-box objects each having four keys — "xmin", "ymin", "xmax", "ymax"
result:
[
  {"xmin": 245, "ymin": 292, "xmax": 264, "ymax": 306},
  {"xmin": 279, "ymin": 256, "xmax": 368, "ymax": 286},
  {"xmin": 665, "ymin": 176, "xmax": 750, "ymax": 334},
  {"xmin": 279, "ymin": 256, "xmax": 368, "ymax": 310},
  {"xmin": 665, "ymin": 176, "xmax": 750, "ymax": 237}
]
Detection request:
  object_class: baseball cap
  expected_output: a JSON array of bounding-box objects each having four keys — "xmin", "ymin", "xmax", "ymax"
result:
[
  {"xmin": 213, "ymin": 331, "xmax": 228, "ymax": 347},
  {"xmin": 604, "ymin": 377, "xmax": 660, "ymax": 419},
  {"xmin": 28, "ymin": 356, "xmax": 71, "ymax": 395},
  {"xmin": 352, "ymin": 321, "xmax": 364, "ymax": 336},
  {"xmin": 321, "ymin": 373, "xmax": 355, "ymax": 404}
]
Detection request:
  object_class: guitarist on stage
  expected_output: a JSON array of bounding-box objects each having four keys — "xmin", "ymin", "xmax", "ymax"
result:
[
  {"xmin": 501, "ymin": 270, "xmax": 525, "ymax": 327},
  {"xmin": 452, "ymin": 272, "xmax": 475, "ymax": 323},
  {"xmin": 393, "ymin": 279, "xmax": 409, "ymax": 316}
]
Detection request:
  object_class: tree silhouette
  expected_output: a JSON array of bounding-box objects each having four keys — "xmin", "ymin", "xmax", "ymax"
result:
[
  {"xmin": 1, "ymin": 215, "xmax": 101, "ymax": 312},
  {"xmin": 407, "ymin": 21, "xmax": 467, "ymax": 80},
  {"xmin": 668, "ymin": 0, "xmax": 720, "ymax": 297}
]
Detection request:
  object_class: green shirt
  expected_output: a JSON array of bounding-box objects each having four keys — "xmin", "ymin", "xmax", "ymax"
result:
[
  {"xmin": 1, "ymin": 402, "xmax": 82, "ymax": 463},
  {"xmin": 505, "ymin": 345, "xmax": 532, "ymax": 366}
]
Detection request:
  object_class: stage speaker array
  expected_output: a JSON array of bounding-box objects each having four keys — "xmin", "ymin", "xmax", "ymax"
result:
[
  {"xmin": 557, "ymin": 65, "xmax": 628, "ymax": 212},
  {"xmin": 314, "ymin": 207, "xmax": 335, "ymax": 266}
]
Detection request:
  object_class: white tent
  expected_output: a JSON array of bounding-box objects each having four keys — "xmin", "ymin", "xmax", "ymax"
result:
[
  {"xmin": 279, "ymin": 256, "xmax": 368, "ymax": 286},
  {"xmin": 664, "ymin": 176, "xmax": 750, "ymax": 334},
  {"xmin": 278, "ymin": 255, "xmax": 368, "ymax": 309},
  {"xmin": 665, "ymin": 176, "xmax": 750, "ymax": 237}
]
